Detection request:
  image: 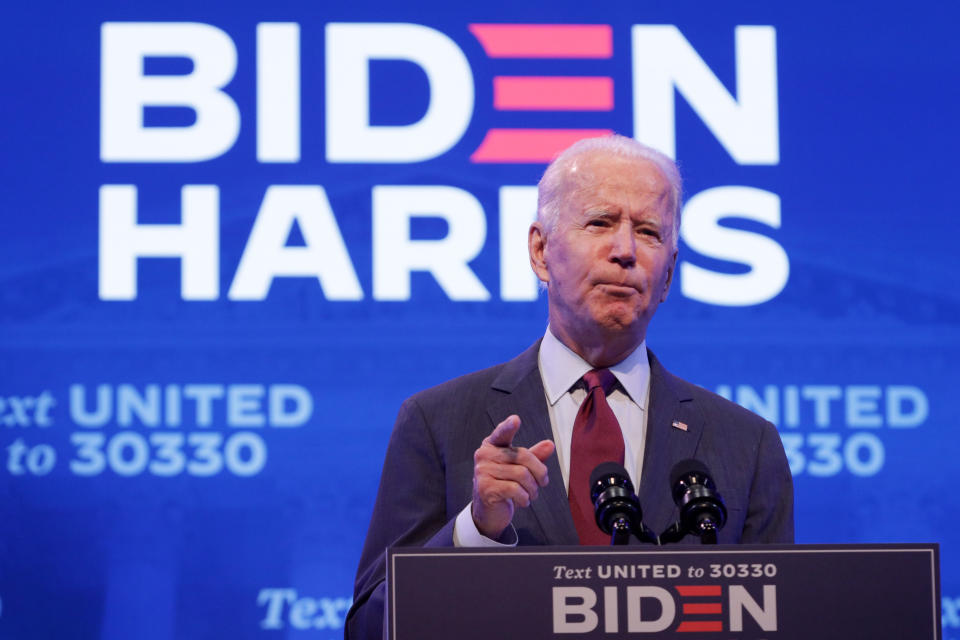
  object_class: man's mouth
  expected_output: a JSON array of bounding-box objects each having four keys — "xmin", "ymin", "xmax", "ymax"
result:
[{"xmin": 596, "ymin": 283, "xmax": 637, "ymax": 297}]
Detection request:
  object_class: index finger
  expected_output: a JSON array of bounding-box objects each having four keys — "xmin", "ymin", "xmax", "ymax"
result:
[{"xmin": 485, "ymin": 415, "xmax": 521, "ymax": 448}]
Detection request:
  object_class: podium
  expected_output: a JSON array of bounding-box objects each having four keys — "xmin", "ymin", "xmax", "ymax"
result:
[{"xmin": 387, "ymin": 544, "xmax": 940, "ymax": 639}]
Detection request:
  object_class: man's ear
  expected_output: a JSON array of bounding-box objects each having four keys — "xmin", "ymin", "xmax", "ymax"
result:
[
  {"xmin": 528, "ymin": 222, "xmax": 550, "ymax": 284},
  {"xmin": 660, "ymin": 248, "xmax": 678, "ymax": 303}
]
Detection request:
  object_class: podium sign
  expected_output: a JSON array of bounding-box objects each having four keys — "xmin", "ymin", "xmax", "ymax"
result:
[{"xmin": 387, "ymin": 544, "xmax": 940, "ymax": 639}]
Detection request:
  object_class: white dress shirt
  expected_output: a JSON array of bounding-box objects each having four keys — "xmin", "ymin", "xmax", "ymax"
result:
[{"xmin": 454, "ymin": 327, "xmax": 651, "ymax": 546}]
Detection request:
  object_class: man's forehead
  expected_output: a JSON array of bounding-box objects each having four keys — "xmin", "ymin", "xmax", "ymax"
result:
[{"xmin": 563, "ymin": 150, "xmax": 670, "ymax": 194}]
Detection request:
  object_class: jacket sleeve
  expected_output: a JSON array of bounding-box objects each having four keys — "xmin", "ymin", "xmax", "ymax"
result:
[
  {"xmin": 344, "ymin": 397, "xmax": 458, "ymax": 640},
  {"xmin": 741, "ymin": 419, "xmax": 795, "ymax": 543}
]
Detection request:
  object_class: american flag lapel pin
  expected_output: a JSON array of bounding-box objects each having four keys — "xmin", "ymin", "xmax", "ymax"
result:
[{"xmin": 671, "ymin": 420, "xmax": 688, "ymax": 431}]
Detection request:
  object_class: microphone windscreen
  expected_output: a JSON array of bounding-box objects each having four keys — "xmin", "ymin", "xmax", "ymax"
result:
[
  {"xmin": 669, "ymin": 458, "xmax": 711, "ymax": 488},
  {"xmin": 590, "ymin": 461, "xmax": 631, "ymax": 493}
]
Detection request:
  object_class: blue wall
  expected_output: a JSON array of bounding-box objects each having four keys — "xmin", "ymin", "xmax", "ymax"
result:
[{"xmin": 2, "ymin": 1, "xmax": 958, "ymax": 637}]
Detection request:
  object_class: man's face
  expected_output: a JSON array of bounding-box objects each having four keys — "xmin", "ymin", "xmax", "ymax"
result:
[{"xmin": 530, "ymin": 151, "xmax": 678, "ymax": 353}]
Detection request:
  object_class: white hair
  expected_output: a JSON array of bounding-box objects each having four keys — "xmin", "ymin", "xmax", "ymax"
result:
[{"xmin": 536, "ymin": 134, "xmax": 682, "ymax": 248}]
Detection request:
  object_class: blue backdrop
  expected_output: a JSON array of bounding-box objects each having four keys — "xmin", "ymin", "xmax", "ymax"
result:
[{"xmin": 2, "ymin": 1, "xmax": 958, "ymax": 638}]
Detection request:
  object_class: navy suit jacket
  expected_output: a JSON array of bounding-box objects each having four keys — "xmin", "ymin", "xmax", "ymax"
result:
[{"xmin": 345, "ymin": 342, "xmax": 793, "ymax": 640}]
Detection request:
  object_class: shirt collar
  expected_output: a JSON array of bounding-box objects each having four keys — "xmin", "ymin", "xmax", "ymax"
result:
[{"xmin": 539, "ymin": 326, "xmax": 650, "ymax": 408}]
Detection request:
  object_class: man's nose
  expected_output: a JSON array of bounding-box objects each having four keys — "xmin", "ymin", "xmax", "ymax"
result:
[{"xmin": 609, "ymin": 223, "xmax": 636, "ymax": 266}]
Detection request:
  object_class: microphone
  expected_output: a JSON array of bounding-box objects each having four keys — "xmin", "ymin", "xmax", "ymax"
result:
[
  {"xmin": 663, "ymin": 459, "xmax": 727, "ymax": 545},
  {"xmin": 589, "ymin": 462, "xmax": 657, "ymax": 545}
]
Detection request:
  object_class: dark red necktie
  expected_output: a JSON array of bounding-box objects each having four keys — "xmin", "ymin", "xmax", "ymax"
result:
[{"xmin": 568, "ymin": 369, "xmax": 625, "ymax": 545}]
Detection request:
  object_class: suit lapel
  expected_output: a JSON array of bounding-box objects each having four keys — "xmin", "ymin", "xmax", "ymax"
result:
[
  {"xmin": 638, "ymin": 350, "xmax": 704, "ymax": 537},
  {"xmin": 486, "ymin": 341, "xmax": 579, "ymax": 546},
  {"xmin": 481, "ymin": 344, "xmax": 703, "ymax": 545}
]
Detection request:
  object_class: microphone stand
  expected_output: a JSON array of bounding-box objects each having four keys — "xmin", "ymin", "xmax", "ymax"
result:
[
  {"xmin": 697, "ymin": 518, "xmax": 718, "ymax": 544},
  {"xmin": 658, "ymin": 522, "xmax": 685, "ymax": 545},
  {"xmin": 610, "ymin": 518, "xmax": 633, "ymax": 546},
  {"xmin": 698, "ymin": 521, "xmax": 718, "ymax": 545},
  {"xmin": 658, "ymin": 517, "xmax": 720, "ymax": 545},
  {"xmin": 609, "ymin": 517, "xmax": 660, "ymax": 546}
]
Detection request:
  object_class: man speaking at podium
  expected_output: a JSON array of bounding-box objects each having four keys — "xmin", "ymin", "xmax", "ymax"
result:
[{"xmin": 345, "ymin": 135, "xmax": 793, "ymax": 639}]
